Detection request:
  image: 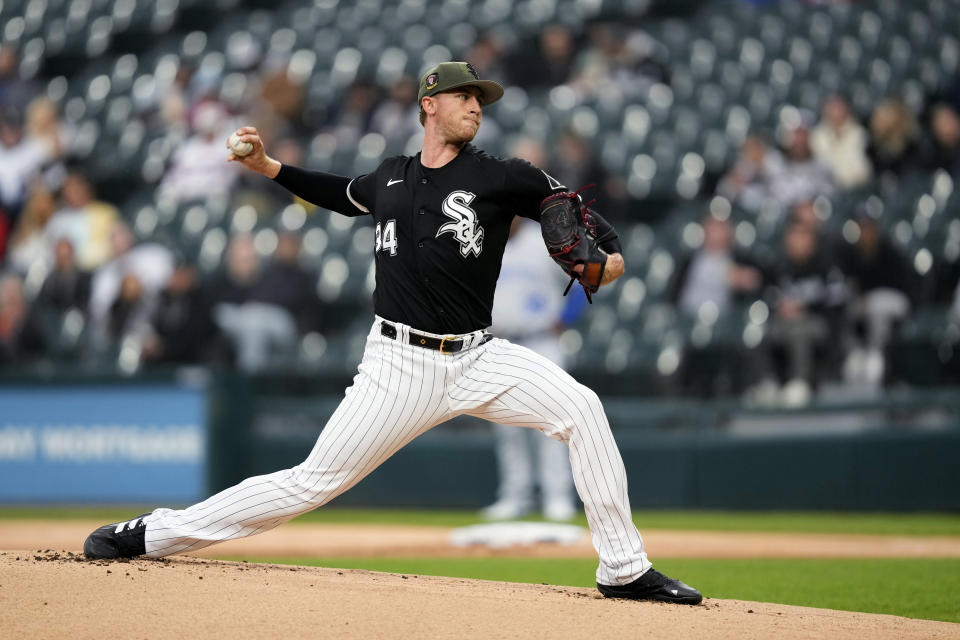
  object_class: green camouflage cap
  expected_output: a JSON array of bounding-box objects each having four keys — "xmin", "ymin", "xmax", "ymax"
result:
[{"xmin": 417, "ymin": 62, "xmax": 504, "ymax": 123}]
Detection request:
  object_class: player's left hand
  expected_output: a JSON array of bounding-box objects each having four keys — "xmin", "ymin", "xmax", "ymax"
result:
[{"xmin": 540, "ymin": 191, "xmax": 616, "ymax": 302}]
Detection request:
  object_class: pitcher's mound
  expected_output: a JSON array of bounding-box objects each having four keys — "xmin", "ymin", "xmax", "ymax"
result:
[{"xmin": 2, "ymin": 551, "xmax": 956, "ymax": 639}]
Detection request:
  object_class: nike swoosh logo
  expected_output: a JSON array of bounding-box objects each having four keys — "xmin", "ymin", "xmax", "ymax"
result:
[{"xmin": 387, "ymin": 179, "xmax": 404, "ymax": 186}]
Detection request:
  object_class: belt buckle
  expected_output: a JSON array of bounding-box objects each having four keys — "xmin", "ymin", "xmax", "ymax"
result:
[{"xmin": 439, "ymin": 335, "xmax": 459, "ymax": 354}]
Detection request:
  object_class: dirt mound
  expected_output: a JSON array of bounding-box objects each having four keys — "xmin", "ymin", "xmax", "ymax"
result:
[
  {"xmin": 4, "ymin": 520, "xmax": 960, "ymax": 559},
  {"xmin": 2, "ymin": 551, "xmax": 957, "ymax": 639}
]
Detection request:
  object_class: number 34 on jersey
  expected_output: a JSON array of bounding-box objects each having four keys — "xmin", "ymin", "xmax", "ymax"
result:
[{"xmin": 375, "ymin": 219, "xmax": 398, "ymax": 256}]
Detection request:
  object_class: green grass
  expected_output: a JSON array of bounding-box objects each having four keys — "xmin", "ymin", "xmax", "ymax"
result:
[
  {"xmin": 4, "ymin": 507, "xmax": 960, "ymax": 536},
  {"xmin": 229, "ymin": 556, "xmax": 960, "ymax": 624}
]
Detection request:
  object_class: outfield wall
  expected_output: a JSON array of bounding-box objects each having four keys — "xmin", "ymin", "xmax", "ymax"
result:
[
  {"xmin": 1, "ymin": 372, "xmax": 958, "ymax": 510},
  {"xmin": 206, "ymin": 374, "xmax": 960, "ymax": 512}
]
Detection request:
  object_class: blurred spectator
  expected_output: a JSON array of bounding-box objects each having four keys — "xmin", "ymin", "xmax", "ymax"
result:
[
  {"xmin": 209, "ymin": 233, "xmax": 260, "ymax": 305},
  {"xmin": 510, "ymin": 136, "xmax": 548, "ymax": 172},
  {"xmin": 0, "ymin": 272, "xmax": 45, "ymax": 366},
  {"xmin": 755, "ymin": 222, "xmax": 847, "ymax": 406},
  {"xmin": 669, "ymin": 213, "xmax": 763, "ymax": 396},
  {"xmin": 769, "ymin": 124, "xmax": 836, "ymax": 208},
  {"xmin": 810, "ymin": 94, "xmax": 872, "ymax": 190},
  {"xmin": 787, "ymin": 200, "xmax": 841, "ymax": 255},
  {"xmin": 325, "ymin": 81, "xmax": 377, "ymax": 148},
  {"xmin": 867, "ymin": 98, "xmax": 920, "ymax": 177},
  {"xmin": 160, "ymin": 64, "xmax": 194, "ymax": 129},
  {"xmin": 258, "ymin": 66, "xmax": 305, "ymax": 127},
  {"xmin": 36, "ymin": 238, "xmax": 91, "ymax": 313},
  {"xmin": 787, "ymin": 200, "xmax": 824, "ymax": 234},
  {"xmin": 210, "ymin": 233, "xmax": 301, "ymax": 372},
  {"xmin": 670, "ymin": 214, "xmax": 763, "ymax": 317},
  {"xmin": 717, "ymin": 132, "xmax": 785, "ymax": 213},
  {"xmin": 89, "ymin": 221, "xmax": 175, "ymax": 349},
  {"xmin": 548, "ymin": 130, "xmax": 602, "ymax": 194},
  {"xmin": 465, "ymin": 33, "xmax": 508, "ymax": 86},
  {"xmin": 839, "ymin": 206, "xmax": 913, "ymax": 387},
  {"xmin": 6, "ymin": 184, "xmax": 56, "ymax": 272},
  {"xmin": 571, "ymin": 24, "xmax": 668, "ymax": 96},
  {"xmin": 141, "ymin": 260, "xmax": 220, "ymax": 366},
  {"xmin": 25, "ymin": 96, "xmax": 67, "ymax": 162},
  {"xmin": 251, "ymin": 231, "xmax": 316, "ymax": 333},
  {"xmin": 108, "ymin": 273, "xmax": 153, "ymax": 344},
  {"xmin": 0, "ymin": 111, "xmax": 50, "ymax": 223},
  {"xmin": 0, "ymin": 45, "xmax": 38, "ymax": 113},
  {"xmin": 922, "ymin": 103, "xmax": 960, "ymax": 178},
  {"xmin": 370, "ymin": 76, "xmax": 420, "ymax": 149},
  {"xmin": 44, "ymin": 170, "xmax": 119, "ymax": 271},
  {"xmin": 507, "ymin": 24, "xmax": 576, "ymax": 89},
  {"xmin": 158, "ymin": 100, "xmax": 241, "ymax": 203}
]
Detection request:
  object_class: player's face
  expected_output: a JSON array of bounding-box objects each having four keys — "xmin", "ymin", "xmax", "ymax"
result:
[{"xmin": 433, "ymin": 87, "xmax": 483, "ymax": 143}]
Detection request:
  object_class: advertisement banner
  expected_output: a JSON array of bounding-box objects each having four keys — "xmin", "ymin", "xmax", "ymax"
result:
[{"xmin": 0, "ymin": 385, "xmax": 206, "ymax": 503}]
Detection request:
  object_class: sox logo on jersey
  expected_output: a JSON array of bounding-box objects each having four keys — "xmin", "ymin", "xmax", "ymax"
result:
[{"xmin": 437, "ymin": 190, "xmax": 484, "ymax": 257}]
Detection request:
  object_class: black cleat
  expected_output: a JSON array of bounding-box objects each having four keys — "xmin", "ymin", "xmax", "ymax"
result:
[
  {"xmin": 597, "ymin": 568, "xmax": 703, "ymax": 605},
  {"xmin": 83, "ymin": 513, "xmax": 151, "ymax": 559}
]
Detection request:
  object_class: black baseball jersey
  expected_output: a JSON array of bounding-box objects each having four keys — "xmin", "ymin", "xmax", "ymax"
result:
[
  {"xmin": 346, "ymin": 144, "xmax": 567, "ymax": 333},
  {"xmin": 273, "ymin": 143, "xmax": 620, "ymax": 334}
]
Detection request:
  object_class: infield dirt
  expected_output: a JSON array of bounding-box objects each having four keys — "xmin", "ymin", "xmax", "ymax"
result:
[
  {"xmin": 2, "ymin": 519, "xmax": 960, "ymax": 558},
  {"xmin": 3, "ymin": 550, "xmax": 959, "ymax": 639}
]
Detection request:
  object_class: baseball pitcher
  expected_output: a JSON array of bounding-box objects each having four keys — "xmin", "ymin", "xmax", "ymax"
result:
[{"xmin": 84, "ymin": 62, "xmax": 702, "ymax": 605}]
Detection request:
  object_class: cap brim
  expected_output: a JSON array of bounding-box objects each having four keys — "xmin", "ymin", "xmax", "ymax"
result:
[{"xmin": 438, "ymin": 80, "xmax": 505, "ymax": 107}]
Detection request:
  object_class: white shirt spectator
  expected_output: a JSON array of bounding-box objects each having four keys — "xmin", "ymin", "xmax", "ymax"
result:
[
  {"xmin": 769, "ymin": 158, "xmax": 836, "ymax": 207},
  {"xmin": 158, "ymin": 133, "xmax": 240, "ymax": 203},
  {"xmin": 90, "ymin": 243, "xmax": 175, "ymax": 324},
  {"xmin": 158, "ymin": 101, "xmax": 240, "ymax": 204},
  {"xmin": 0, "ymin": 135, "xmax": 46, "ymax": 212},
  {"xmin": 811, "ymin": 118, "xmax": 872, "ymax": 189}
]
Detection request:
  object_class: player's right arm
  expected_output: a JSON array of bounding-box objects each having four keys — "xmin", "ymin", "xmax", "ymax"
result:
[{"xmin": 226, "ymin": 126, "xmax": 373, "ymax": 217}]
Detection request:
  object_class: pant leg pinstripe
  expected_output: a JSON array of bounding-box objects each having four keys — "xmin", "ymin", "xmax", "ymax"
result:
[
  {"xmin": 143, "ymin": 321, "xmax": 450, "ymax": 557},
  {"xmin": 452, "ymin": 338, "xmax": 650, "ymax": 586}
]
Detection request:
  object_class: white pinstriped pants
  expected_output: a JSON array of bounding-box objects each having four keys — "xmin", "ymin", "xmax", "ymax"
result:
[{"xmin": 144, "ymin": 316, "xmax": 651, "ymax": 586}]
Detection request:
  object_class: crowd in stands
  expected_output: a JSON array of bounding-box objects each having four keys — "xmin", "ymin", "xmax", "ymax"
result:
[
  {"xmin": 1, "ymin": 8, "xmax": 959, "ymax": 401},
  {"xmin": 672, "ymin": 82, "xmax": 960, "ymax": 402}
]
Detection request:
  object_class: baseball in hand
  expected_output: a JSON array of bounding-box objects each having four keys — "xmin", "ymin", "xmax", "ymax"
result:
[{"xmin": 228, "ymin": 132, "xmax": 254, "ymax": 157}]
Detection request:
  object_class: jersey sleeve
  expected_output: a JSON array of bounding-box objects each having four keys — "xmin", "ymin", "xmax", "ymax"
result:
[
  {"xmin": 273, "ymin": 165, "xmax": 370, "ymax": 217},
  {"xmin": 347, "ymin": 170, "xmax": 379, "ymax": 215},
  {"xmin": 503, "ymin": 158, "xmax": 567, "ymax": 220}
]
